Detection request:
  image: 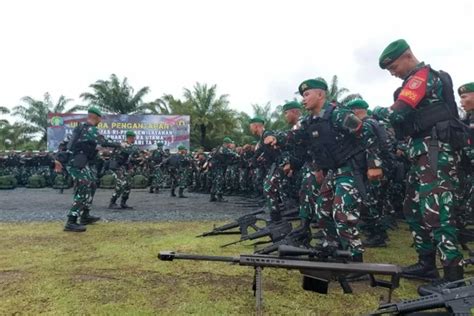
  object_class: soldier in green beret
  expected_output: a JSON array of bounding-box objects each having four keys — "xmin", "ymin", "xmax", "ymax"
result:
[
  {"xmin": 209, "ymin": 137, "xmax": 239, "ymax": 202},
  {"xmin": 458, "ymin": 83, "xmax": 474, "ymax": 256},
  {"xmin": 149, "ymin": 141, "xmax": 165, "ymax": 193},
  {"xmin": 379, "ymin": 39, "xmax": 464, "ymax": 293},
  {"xmin": 264, "ymin": 79, "xmax": 384, "ymax": 265},
  {"xmin": 108, "ymin": 130, "xmax": 140, "ymax": 209},
  {"xmin": 64, "ymin": 107, "xmax": 121, "ymax": 232}
]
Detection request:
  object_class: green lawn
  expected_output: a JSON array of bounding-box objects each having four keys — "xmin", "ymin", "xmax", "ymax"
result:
[{"xmin": 0, "ymin": 221, "xmax": 466, "ymax": 315}]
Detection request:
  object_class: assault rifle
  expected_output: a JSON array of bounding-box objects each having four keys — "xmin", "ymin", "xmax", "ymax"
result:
[
  {"xmin": 196, "ymin": 210, "xmax": 265, "ymax": 237},
  {"xmin": 220, "ymin": 220, "xmax": 292, "ymax": 247},
  {"xmin": 159, "ymin": 246, "xmax": 402, "ymax": 313},
  {"xmin": 371, "ymin": 278, "xmax": 474, "ymax": 315}
]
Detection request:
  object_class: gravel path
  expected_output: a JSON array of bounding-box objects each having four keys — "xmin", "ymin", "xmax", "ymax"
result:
[{"xmin": 0, "ymin": 188, "xmax": 264, "ymax": 222}]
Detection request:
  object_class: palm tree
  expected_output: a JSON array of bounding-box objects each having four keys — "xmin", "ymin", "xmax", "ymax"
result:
[
  {"xmin": 183, "ymin": 83, "xmax": 237, "ymax": 149},
  {"xmin": 80, "ymin": 74, "xmax": 151, "ymax": 114},
  {"xmin": 325, "ymin": 75, "xmax": 350, "ymax": 102},
  {"xmin": 12, "ymin": 93, "xmax": 83, "ymax": 148},
  {"xmin": 0, "ymin": 122, "xmax": 36, "ymax": 150},
  {"xmin": 0, "ymin": 106, "xmax": 10, "ymax": 125}
]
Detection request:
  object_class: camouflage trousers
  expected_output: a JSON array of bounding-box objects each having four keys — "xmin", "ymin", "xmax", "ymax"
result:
[
  {"xmin": 263, "ymin": 164, "xmax": 284, "ymax": 220},
  {"xmin": 316, "ymin": 169, "xmax": 363, "ymax": 256},
  {"xmin": 403, "ymin": 151, "xmax": 463, "ymax": 267},
  {"xmin": 151, "ymin": 167, "xmax": 163, "ymax": 189},
  {"xmin": 363, "ymin": 177, "xmax": 392, "ymax": 236},
  {"xmin": 298, "ymin": 162, "xmax": 320, "ymax": 220},
  {"xmin": 111, "ymin": 167, "xmax": 132, "ymax": 202},
  {"xmin": 210, "ymin": 168, "xmax": 225, "ymax": 195},
  {"xmin": 67, "ymin": 165, "xmax": 97, "ymax": 217},
  {"xmin": 171, "ymin": 168, "xmax": 189, "ymax": 190}
]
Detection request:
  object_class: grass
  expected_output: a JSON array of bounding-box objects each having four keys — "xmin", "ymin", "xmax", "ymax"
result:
[{"xmin": 0, "ymin": 221, "xmax": 470, "ymax": 315}]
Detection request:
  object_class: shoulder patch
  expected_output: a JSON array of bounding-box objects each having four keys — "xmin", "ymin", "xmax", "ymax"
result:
[{"xmin": 397, "ymin": 67, "xmax": 429, "ymax": 108}]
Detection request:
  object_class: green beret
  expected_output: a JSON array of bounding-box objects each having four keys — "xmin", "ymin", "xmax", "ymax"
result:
[
  {"xmin": 379, "ymin": 39, "xmax": 410, "ymax": 69},
  {"xmin": 156, "ymin": 142, "xmax": 164, "ymax": 147},
  {"xmin": 372, "ymin": 106, "xmax": 390, "ymax": 120},
  {"xmin": 125, "ymin": 130, "xmax": 136, "ymax": 137},
  {"xmin": 88, "ymin": 106, "xmax": 102, "ymax": 117},
  {"xmin": 282, "ymin": 101, "xmax": 303, "ymax": 112},
  {"xmin": 177, "ymin": 145, "xmax": 186, "ymax": 151},
  {"xmin": 458, "ymin": 82, "xmax": 474, "ymax": 95},
  {"xmin": 298, "ymin": 78, "xmax": 328, "ymax": 95},
  {"xmin": 251, "ymin": 141, "xmax": 258, "ymax": 145},
  {"xmin": 346, "ymin": 99, "xmax": 369, "ymax": 110},
  {"xmin": 249, "ymin": 116, "xmax": 265, "ymax": 124},
  {"xmin": 223, "ymin": 137, "xmax": 233, "ymax": 144}
]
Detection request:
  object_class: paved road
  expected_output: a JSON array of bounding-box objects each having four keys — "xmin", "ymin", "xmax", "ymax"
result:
[{"xmin": 0, "ymin": 188, "xmax": 264, "ymax": 222}]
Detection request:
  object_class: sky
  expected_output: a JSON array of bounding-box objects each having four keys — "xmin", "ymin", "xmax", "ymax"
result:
[{"xmin": 1, "ymin": 0, "xmax": 473, "ymax": 120}]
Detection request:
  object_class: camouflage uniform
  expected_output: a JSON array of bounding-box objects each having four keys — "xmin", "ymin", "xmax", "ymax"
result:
[
  {"xmin": 388, "ymin": 63, "xmax": 463, "ymax": 268},
  {"xmin": 109, "ymin": 142, "xmax": 140, "ymax": 208},
  {"xmin": 149, "ymin": 146, "xmax": 165, "ymax": 192},
  {"xmin": 287, "ymin": 102, "xmax": 382, "ymax": 256},
  {"xmin": 210, "ymin": 145, "xmax": 238, "ymax": 201},
  {"xmin": 67, "ymin": 122, "xmax": 120, "ymax": 221}
]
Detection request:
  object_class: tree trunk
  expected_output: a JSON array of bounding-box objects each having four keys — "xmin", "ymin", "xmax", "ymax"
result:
[{"xmin": 200, "ymin": 124, "xmax": 206, "ymax": 149}]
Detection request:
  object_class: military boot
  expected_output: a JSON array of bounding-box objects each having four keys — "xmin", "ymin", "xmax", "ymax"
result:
[
  {"xmin": 178, "ymin": 188, "xmax": 187, "ymax": 198},
  {"xmin": 120, "ymin": 198, "xmax": 133, "ymax": 209},
  {"xmin": 108, "ymin": 197, "xmax": 119, "ymax": 209},
  {"xmin": 149, "ymin": 187, "xmax": 154, "ymax": 193},
  {"xmin": 362, "ymin": 234, "xmax": 387, "ymax": 248},
  {"xmin": 209, "ymin": 194, "xmax": 217, "ymax": 202},
  {"xmin": 217, "ymin": 194, "xmax": 226, "ymax": 202},
  {"xmin": 64, "ymin": 216, "xmax": 86, "ymax": 232},
  {"xmin": 170, "ymin": 188, "xmax": 176, "ymax": 197},
  {"xmin": 80, "ymin": 209, "xmax": 100, "ymax": 225},
  {"xmin": 401, "ymin": 251, "xmax": 439, "ymax": 281},
  {"xmin": 418, "ymin": 266, "xmax": 464, "ymax": 296}
]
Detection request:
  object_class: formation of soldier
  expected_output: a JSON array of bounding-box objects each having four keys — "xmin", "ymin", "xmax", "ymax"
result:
[{"xmin": 0, "ymin": 38, "xmax": 473, "ymax": 297}]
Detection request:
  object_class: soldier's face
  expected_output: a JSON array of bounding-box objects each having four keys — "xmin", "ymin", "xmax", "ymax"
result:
[
  {"xmin": 460, "ymin": 92, "xmax": 474, "ymax": 112},
  {"xmin": 302, "ymin": 89, "xmax": 323, "ymax": 111},
  {"xmin": 87, "ymin": 113, "xmax": 101, "ymax": 126},
  {"xmin": 387, "ymin": 58, "xmax": 409, "ymax": 79},
  {"xmin": 249, "ymin": 123, "xmax": 262, "ymax": 135},
  {"xmin": 127, "ymin": 136, "xmax": 136, "ymax": 144},
  {"xmin": 285, "ymin": 109, "xmax": 301, "ymax": 124}
]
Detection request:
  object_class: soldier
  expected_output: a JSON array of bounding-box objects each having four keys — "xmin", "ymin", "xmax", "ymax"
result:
[
  {"xmin": 250, "ymin": 117, "xmax": 283, "ymax": 222},
  {"xmin": 108, "ymin": 130, "xmax": 140, "ymax": 209},
  {"xmin": 149, "ymin": 142, "xmax": 165, "ymax": 193},
  {"xmin": 458, "ymin": 83, "xmax": 474, "ymax": 255},
  {"xmin": 209, "ymin": 137, "xmax": 239, "ymax": 202},
  {"xmin": 64, "ymin": 107, "xmax": 121, "ymax": 232},
  {"xmin": 379, "ymin": 39, "xmax": 465, "ymax": 293},
  {"xmin": 163, "ymin": 145, "xmax": 191, "ymax": 198},
  {"xmin": 265, "ymin": 78, "xmax": 383, "ymax": 262},
  {"xmin": 346, "ymin": 99, "xmax": 393, "ymax": 247}
]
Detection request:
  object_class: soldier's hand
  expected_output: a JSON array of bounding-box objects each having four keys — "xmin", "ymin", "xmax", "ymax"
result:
[
  {"xmin": 367, "ymin": 168, "xmax": 383, "ymax": 181},
  {"xmin": 54, "ymin": 160, "xmax": 63, "ymax": 173},
  {"xmin": 283, "ymin": 163, "xmax": 292, "ymax": 175},
  {"xmin": 396, "ymin": 149, "xmax": 404, "ymax": 157},
  {"xmin": 313, "ymin": 170, "xmax": 324, "ymax": 185},
  {"xmin": 264, "ymin": 136, "xmax": 277, "ymax": 146}
]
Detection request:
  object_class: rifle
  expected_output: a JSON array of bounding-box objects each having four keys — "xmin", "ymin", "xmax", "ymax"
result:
[
  {"xmin": 371, "ymin": 278, "xmax": 474, "ymax": 315},
  {"xmin": 159, "ymin": 247, "xmax": 402, "ymax": 313},
  {"xmin": 255, "ymin": 227, "xmax": 311, "ymax": 254},
  {"xmin": 196, "ymin": 210, "xmax": 265, "ymax": 237},
  {"xmin": 220, "ymin": 220, "xmax": 292, "ymax": 248}
]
